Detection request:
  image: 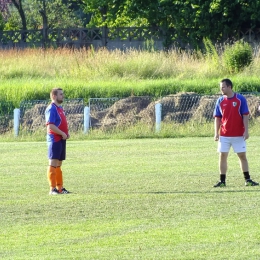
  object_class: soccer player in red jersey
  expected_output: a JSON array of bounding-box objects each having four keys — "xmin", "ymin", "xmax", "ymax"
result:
[
  {"xmin": 213, "ymin": 79, "xmax": 259, "ymax": 187},
  {"xmin": 45, "ymin": 88, "xmax": 70, "ymax": 194}
]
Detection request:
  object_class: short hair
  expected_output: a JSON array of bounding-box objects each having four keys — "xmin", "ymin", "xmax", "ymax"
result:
[
  {"xmin": 220, "ymin": 79, "xmax": 233, "ymax": 89},
  {"xmin": 50, "ymin": 88, "xmax": 63, "ymax": 99}
]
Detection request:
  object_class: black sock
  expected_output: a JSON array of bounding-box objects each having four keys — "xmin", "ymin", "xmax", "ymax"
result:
[
  {"xmin": 243, "ymin": 172, "xmax": 250, "ymax": 180},
  {"xmin": 220, "ymin": 174, "xmax": 226, "ymax": 183}
]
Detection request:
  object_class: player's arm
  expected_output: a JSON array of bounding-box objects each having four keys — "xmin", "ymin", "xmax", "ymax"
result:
[
  {"xmin": 47, "ymin": 124, "xmax": 68, "ymax": 140},
  {"xmin": 240, "ymin": 96, "xmax": 249, "ymax": 140},
  {"xmin": 243, "ymin": 114, "xmax": 249, "ymax": 140},
  {"xmin": 213, "ymin": 99, "xmax": 222, "ymax": 141},
  {"xmin": 214, "ymin": 117, "xmax": 221, "ymax": 141}
]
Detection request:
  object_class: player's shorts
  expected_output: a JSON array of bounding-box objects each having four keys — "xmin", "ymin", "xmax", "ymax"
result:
[
  {"xmin": 47, "ymin": 139, "xmax": 66, "ymax": 160},
  {"xmin": 217, "ymin": 136, "xmax": 246, "ymax": 153}
]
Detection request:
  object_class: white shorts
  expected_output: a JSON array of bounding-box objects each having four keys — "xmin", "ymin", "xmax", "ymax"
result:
[{"xmin": 218, "ymin": 136, "xmax": 246, "ymax": 153}]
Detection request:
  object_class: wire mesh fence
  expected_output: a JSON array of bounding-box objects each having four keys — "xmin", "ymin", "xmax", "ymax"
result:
[
  {"xmin": 89, "ymin": 93, "xmax": 260, "ymax": 129},
  {"xmin": 1, "ymin": 93, "xmax": 260, "ymax": 136},
  {"xmin": 89, "ymin": 96, "xmax": 154, "ymax": 130},
  {"xmin": 0, "ymin": 101, "xmax": 15, "ymax": 134},
  {"xmin": 19, "ymin": 99, "xmax": 84, "ymax": 132}
]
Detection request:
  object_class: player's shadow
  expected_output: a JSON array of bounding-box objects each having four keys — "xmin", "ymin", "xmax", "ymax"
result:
[{"xmin": 146, "ymin": 189, "xmax": 259, "ymax": 194}]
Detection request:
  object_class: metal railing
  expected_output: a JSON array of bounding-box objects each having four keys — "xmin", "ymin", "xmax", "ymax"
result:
[{"xmin": 1, "ymin": 27, "xmax": 260, "ymax": 50}]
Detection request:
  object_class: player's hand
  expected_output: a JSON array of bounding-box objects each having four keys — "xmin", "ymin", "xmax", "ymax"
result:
[
  {"xmin": 214, "ymin": 134, "xmax": 219, "ymax": 141},
  {"xmin": 61, "ymin": 132, "xmax": 68, "ymax": 140},
  {"xmin": 243, "ymin": 131, "xmax": 249, "ymax": 140}
]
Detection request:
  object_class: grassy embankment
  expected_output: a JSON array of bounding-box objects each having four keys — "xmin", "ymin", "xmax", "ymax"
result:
[
  {"xmin": 0, "ymin": 46, "xmax": 260, "ymax": 140},
  {"xmin": 1, "ymin": 47, "xmax": 260, "ymax": 107}
]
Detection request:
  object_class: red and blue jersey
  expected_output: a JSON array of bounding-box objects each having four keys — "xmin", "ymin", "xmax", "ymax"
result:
[
  {"xmin": 45, "ymin": 103, "xmax": 68, "ymax": 142},
  {"xmin": 214, "ymin": 93, "xmax": 249, "ymax": 137}
]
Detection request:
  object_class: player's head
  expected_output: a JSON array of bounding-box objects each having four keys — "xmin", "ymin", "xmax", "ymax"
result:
[
  {"xmin": 220, "ymin": 79, "xmax": 233, "ymax": 95},
  {"xmin": 50, "ymin": 88, "xmax": 64, "ymax": 104},
  {"xmin": 221, "ymin": 79, "xmax": 233, "ymax": 88}
]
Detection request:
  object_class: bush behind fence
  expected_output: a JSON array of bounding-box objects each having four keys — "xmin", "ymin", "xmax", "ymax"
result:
[{"xmin": 1, "ymin": 93, "xmax": 260, "ymax": 136}]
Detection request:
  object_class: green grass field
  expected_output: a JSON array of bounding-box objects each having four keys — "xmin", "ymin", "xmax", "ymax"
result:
[{"xmin": 1, "ymin": 137, "xmax": 260, "ymax": 259}]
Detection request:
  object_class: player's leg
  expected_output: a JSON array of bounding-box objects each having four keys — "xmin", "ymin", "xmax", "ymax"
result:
[
  {"xmin": 217, "ymin": 152, "xmax": 229, "ymax": 185},
  {"xmin": 233, "ymin": 137, "xmax": 259, "ymax": 186},
  {"xmin": 219, "ymin": 152, "xmax": 229, "ymax": 175},
  {"xmin": 47, "ymin": 158, "xmax": 59, "ymax": 194},
  {"xmin": 237, "ymin": 152, "xmax": 248, "ymax": 172},
  {"xmin": 56, "ymin": 140, "xmax": 70, "ymax": 193},
  {"xmin": 56, "ymin": 160, "xmax": 63, "ymax": 192},
  {"xmin": 47, "ymin": 141, "xmax": 62, "ymax": 194},
  {"xmin": 237, "ymin": 152, "xmax": 259, "ymax": 186},
  {"xmin": 214, "ymin": 137, "xmax": 230, "ymax": 187}
]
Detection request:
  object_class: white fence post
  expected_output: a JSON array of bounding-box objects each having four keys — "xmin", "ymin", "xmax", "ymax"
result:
[
  {"xmin": 84, "ymin": 106, "xmax": 90, "ymax": 134},
  {"xmin": 14, "ymin": 108, "xmax": 20, "ymax": 137},
  {"xmin": 155, "ymin": 103, "xmax": 162, "ymax": 132}
]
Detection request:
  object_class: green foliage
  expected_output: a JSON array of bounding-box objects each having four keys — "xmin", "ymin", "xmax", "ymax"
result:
[
  {"xmin": 3, "ymin": 0, "xmax": 260, "ymax": 47},
  {"xmin": 203, "ymin": 37, "xmax": 220, "ymax": 68},
  {"xmin": 81, "ymin": 0, "xmax": 150, "ymax": 27},
  {"xmin": 5, "ymin": 0, "xmax": 84, "ymax": 30},
  {"xmin": 1, "ymin": 47, "xmax": 260, "ymax": 108},
  {"xmin": 143, "ymin": 38, "xmax": 156, "ymax": 52},
  {"xmin": 0, "ymin": 12, "xmax": 5, "ymax": 30},
  {"xmin": 81, "ymin": 0, "xmax": 260, "ymax": 47},
  {"xmin": 3, "ymin": 4, "xmax": 21, "ymax": 30},
  {"xmin": 0, "ymin": 100, "xmax": 15, "ymax": 115},
  {"xmin": 222, "ymin": 41, "xmax": 253, "ymax": 73},
  {"xmin": 2, "ymin": 0, "xmax": 260, "ymax": 48}
]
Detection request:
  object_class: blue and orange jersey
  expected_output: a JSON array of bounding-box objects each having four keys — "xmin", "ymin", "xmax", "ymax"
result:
[
  {"xmin": 214, "ymin": 93, "xmax": 249, "ymax": 137},
  {"xmin": 45, "ymin": 103, "xmax": 68, "ymax": 142}
]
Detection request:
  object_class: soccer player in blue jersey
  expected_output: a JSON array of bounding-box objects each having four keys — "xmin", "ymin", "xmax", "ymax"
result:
[
  {"xmin": 213, "ymin": 78, "xmax": 259, "ymax": 187},
  {"xmin": 45, "ymin": 88, "xmax": 70, "ymax": 195}
]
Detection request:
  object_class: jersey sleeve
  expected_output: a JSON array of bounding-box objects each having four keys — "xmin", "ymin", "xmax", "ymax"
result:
[
  {"xmin": 239, "ymin": 95, "xmax": 249, "ymax": 115},
  {"xmin": 45, "ymin": 106, "xmax": 56, "ymax": 125},
  {"xmin": 213, "ymin": 98, "xmax": 222, "ymax": 118}
]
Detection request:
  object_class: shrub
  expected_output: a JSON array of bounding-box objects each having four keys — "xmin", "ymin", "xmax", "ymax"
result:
[
  {"xmin": 222, "ymin": 40, "xmax": 253, "ymax": 73},
  {"xmin": 203, "ymin": 37, "xmax": 220, "ymax": 69}
]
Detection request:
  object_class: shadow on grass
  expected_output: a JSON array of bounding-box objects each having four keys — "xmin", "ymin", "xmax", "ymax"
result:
[{"xmin": 147, "ymin": 189, "xmax": 260, "ymax": 194}]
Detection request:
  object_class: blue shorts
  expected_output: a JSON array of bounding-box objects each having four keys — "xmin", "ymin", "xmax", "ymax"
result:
[{"xmin": 47, "ymin": 140, "xmax": 66, "ymax": 160}]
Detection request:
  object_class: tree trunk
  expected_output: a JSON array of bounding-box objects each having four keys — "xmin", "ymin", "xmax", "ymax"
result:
[{"xmin": 11, "ymin": 0, "xmax": 27, "ymax": 41}]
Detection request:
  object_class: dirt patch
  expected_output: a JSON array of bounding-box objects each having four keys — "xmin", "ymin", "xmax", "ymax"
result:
[
  {"xmin": 192, "ymin": 96, "xmax": 216, "ymax": 122},
  {"xmin": 89, "ymin": 93, "xmax": 260, "ymax": 130},
  {"xmin": 91, "ymin": 96, "xmax": 152, "ymax": 130},
  {"xmin": 21, "ymin": 103, "xmax": 83, "ymax": 132},
  {"xmin": 244, "ymin": 94, "xmax": 260, "ymax": 118},
  {"xmin": 21, "ymin": 104, "xmax": 47, "ymax": 131}
]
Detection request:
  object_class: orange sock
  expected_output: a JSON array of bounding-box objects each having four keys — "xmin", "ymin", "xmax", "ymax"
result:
[
  {"xmin": 47, "ymin": 166, "xmax": 56, "ymax": 190},
  {"xmin": 56, "ymin": 166, "xmax": 63, "ymax": 191}
]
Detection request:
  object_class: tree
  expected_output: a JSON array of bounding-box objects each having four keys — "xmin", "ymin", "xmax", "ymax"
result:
[
  {"xmin": 0, "ymin": 0, "xmax": 12, "ymax": 18},
  {"xmin": 81, "ymin": 0, "xmax": 260, "ymax": 45},
  {"xmin": 11, "ymin": 0, "xmax": 27, "ymax": 30},
  {"xmin": 4, "ymin": 0, "xmax": 84, "ymax": 31},
  {"xmin": 81, "ymin": 0, "xmax": 150, "ymax": 27},
  {"xmin": 65, "ymin": 0, "xmax": 90, "ymax": 26},
  {"xmin": 149, "ymin": 0, "xmax": 260, "ymax": 42},
  {"xmin": 0, "ymin": 11, "xmax": 5, "ymax": 30}
]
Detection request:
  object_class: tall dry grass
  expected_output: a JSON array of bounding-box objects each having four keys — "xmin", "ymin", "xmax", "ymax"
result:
[
  {"xmin": 0, "ymin": 47, "xmax": 224, "ymax": 80},
  {"xmin": 0, "ymin": 46, "xmax": 260, "ymax": 106}
]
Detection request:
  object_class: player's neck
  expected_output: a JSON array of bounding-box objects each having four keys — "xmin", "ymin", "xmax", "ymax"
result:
[
  {"xmin": 226, "ymin": 91, "xmax": 235, "ymax": 98},
  {"xmin": 52, "ymin": 101, "xmax": 61, "ymax": 106}
]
